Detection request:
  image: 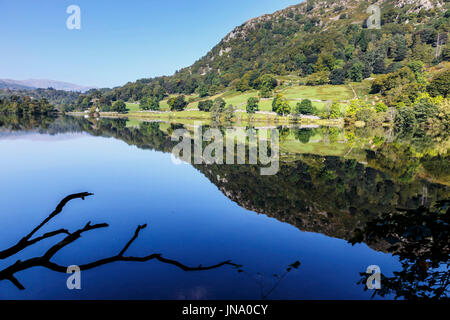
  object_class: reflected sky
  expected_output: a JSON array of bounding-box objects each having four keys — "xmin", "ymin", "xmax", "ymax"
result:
[{"xmin": 0, "ymin": 131, "xmax": 402, "ymax": 299}]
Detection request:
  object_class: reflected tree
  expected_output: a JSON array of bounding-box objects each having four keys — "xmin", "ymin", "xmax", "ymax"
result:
[{"xmin": 350, "ymin": 200, "xmax": 449, "ymax": 300}]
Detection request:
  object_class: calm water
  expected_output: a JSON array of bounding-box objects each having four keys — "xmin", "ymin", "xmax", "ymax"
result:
[{"xmin": 0, "ymin": 116, "xmax": 448, "ymax": 300}]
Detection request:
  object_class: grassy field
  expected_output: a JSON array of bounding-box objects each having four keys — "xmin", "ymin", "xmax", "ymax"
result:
[
  {"xmin": 124, "ymin": 84, "xmax": 354, "ymax": 118},
  {"xmin": 125, "ymin": 102, "xmax": 141, "ymax": 113},
  {"xmin": 277, "ymin": 84, "xmax": 354, "ymax": 101}
]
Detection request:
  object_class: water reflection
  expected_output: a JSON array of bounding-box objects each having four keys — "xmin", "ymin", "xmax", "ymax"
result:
[
  {"xmin": 0, "ymin": 114, "xmax": 448, "ymax": 299},
  {"xmin": 350, "ymin": 201, "xmax": 449, "ymax": 300},
  {"xmin": 0, "ymin": 192, "xmax": 239, "ymax": 290}
]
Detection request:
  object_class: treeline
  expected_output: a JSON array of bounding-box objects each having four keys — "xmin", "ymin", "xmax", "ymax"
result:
[
  {"xmin": 0, "ymin": 96, "xmax": 57, "ymax": 115},
  {"xmin": 0, "ymin": 88, "xmax": 81, "ymax": 110}
]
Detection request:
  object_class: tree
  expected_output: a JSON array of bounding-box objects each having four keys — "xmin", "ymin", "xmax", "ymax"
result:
[
  {"xmin": 112, "ymin": 100, "xmax": 128, "ymax": 113},
  {"xmin": 328, "ymin": 102, "xmax": 342, "ymax": 119},
  {"xmin": 246, "ymin": 97, "xmax": 259, "ymax": 113},
  {"xmin": 348, "ymin": 61, "xmax": 364, "ymax": 82},
  {"xmin": 373, "ymin": 56, "xmax": 386, "ymax": 74},
  {"xmin": 224, "ymin": 104, "xmax": 235, "ymax": 122},
  {"xmin": 412, "ymin": 100, "xmax": 439, "ymax": 124},
  {"xmin": 427, "ymin": 70, "xmax": 449, "ymax": 97},
  {"xmin": 393, "ymin": 34, "xmax": 407, "ymax": 61},
  {"xmin": 407, "ymin": 61, "xmax": 425, "ymax": 83},
  {"xmin": 140, "ymin": 97, "xmax": 159, "ymax": 111},
  {"xmin": 395, "ymin": 107, "xmax": 417, "ymax": 129},
  {"xmin": 306, "ymin": 71, "xmax": 330, "ymax": 85},
  {"xmin": 276, "ymin": 100, "xmax": 291, "ymax": 115},
  {"xmin": 255, "ymin": 74, "xmax": 277, "ymax": 91},
  {"xmin": 296, "ymin": 99, "xmax": 315, "ymax": 115},
  {"xmin": 198, "ymin": 85, "xmax": 209, "ymax": 98},
  {"xmin": 329, "ymin": 68, "xmax": 346, "ymax": 84},
  {"xmin": 213, "ymin": 98, "xmax": 226, "ymax": 111},
  {"xmin": 198, "ymin": 100, "xmax": 213, "ymax": 112},
  {"xmin": 272, "ymin": 94, "xmax": 285, "ymax": 112},
  {"xmin": 168, "ymin": 95, "xmax": 187, "ymax": 111},
  {"xmin": 442, "ymin": 43, "xmax": 450, "ymax": 61},
  {"xmin": 259, "ymin": 87, "xmax": 272, "ymax": 98}
]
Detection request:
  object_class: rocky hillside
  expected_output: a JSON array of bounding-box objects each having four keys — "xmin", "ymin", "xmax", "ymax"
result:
[{"xmin": 75, "ymin": 0, "xmax": 449, "ymax": 109}]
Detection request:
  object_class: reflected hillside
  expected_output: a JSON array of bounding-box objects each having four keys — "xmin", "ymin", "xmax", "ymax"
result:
[{"xmin": 1, "ymin": 115, "xmax": 448, "ymax": 244}]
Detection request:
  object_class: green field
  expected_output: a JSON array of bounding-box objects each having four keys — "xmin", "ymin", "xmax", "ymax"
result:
[
  {"xmin": 124, "ymin": 84, "xmax": 355, "ymax": 117},
  {"xmin": 278, "ymin": 85, "xmax": 354, "ymax": 101},
  {"xmin": 125, "ymin": 102, "xmax": 141, "ymax": 112}
]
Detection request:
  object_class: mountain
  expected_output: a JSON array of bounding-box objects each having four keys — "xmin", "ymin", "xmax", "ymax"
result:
[
  {"xmin": 0, "ymin": 80, "xmax": 34, "ymax": 91},
  {"xmin": 88, "ymin": 0, "xmax": 448, "ymax": 103},
  {"xmin": 0, "ymin": 79, "xmax": 96, "ymax": 93}
]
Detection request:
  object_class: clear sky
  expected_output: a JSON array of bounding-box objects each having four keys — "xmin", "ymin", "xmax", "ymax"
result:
[{"xmin": 0, "ymin": 0, "xmax": 301, "ymax": 88}]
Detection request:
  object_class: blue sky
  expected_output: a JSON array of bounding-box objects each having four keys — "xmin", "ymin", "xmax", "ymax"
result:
[{"xmin": 0, "ymin": 0, "xmax": 301, "ymax": 88}]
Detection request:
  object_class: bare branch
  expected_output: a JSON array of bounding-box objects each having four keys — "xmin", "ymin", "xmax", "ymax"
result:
[{"xmin": 0, "ymin": 192, "xmax": 93, "ymax": 260}]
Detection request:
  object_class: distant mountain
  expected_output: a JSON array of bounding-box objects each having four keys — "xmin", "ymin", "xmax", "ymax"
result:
[
  {"xmin": 0, "ymin": 80, "xmax": 34, "ymax": 91},
  {"xmin": 0, "ymin": 79, "xmax": 96, "ymax": 93}
]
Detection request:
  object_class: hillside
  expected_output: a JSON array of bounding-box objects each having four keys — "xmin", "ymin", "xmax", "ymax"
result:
[{"xmin": 86, "ymin": 0, "xmax": 448, "ymax": 103}]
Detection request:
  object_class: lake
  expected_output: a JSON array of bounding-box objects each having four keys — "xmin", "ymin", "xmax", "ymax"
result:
[{"xmin": 0, "ymin": 115, "xmax": 448, "ymax": 300}]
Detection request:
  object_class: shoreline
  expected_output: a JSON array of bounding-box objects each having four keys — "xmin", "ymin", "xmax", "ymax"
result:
[{"xmin": 66, "ymin": 110, "xmax": 345, "ymax": 127}]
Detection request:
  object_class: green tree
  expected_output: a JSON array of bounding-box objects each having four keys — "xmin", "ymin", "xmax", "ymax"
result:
[
  {"xmin": 348, "ymin": 61, "xmax": 364, "ymax": 82},
  {"xmin": 395, "ymin": 107, "xmax": 417, "ymax": 129},
  {"xmin": 198, "ymin": 100, "xmax": 213, "ymax": 112},
  {"xmin": 373, "ymin": 56, "xmax": 386, "ymax": 74},
  {"xmin": 246, "ymin": 97, "xmax": 259, "ymax": 113},
  {"xmin": 276, "ymin": 100, "xmax": 291, "ymax": 115},
  {"xmin": 329, "ymin": 68, "xmax": 346, "ymax": 84},
  {"xmin": 427, "ymin": 70, "xmax": 449, "ymax": 97},
  {"xmin": 140, "ymin": 97, "xmax": 160, "ymax": 111},
  {"xmin": 198, "ymin": 85, "xmax": 209, "ymax": 98},
  {"xmin": 213, "ymin": 98, "xmax": 226, "ymax": 111},
  {"xmin": 328, "ymin": 102, "xmax": 342, "ymax": 119},
  {"xmin": 168, "ymin": 95, "xmax": 187, "ymax": 111},
  {"xmin": 296, "ymin": 99, "xmax": 315, "ymax": 115},
  {"xmin": 112, "ymin": 100, "xmax": 128, "ymax": 113},
  {"xmin": 224, "ymin": 104, "xmax": 235, "ymax": 122}
]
